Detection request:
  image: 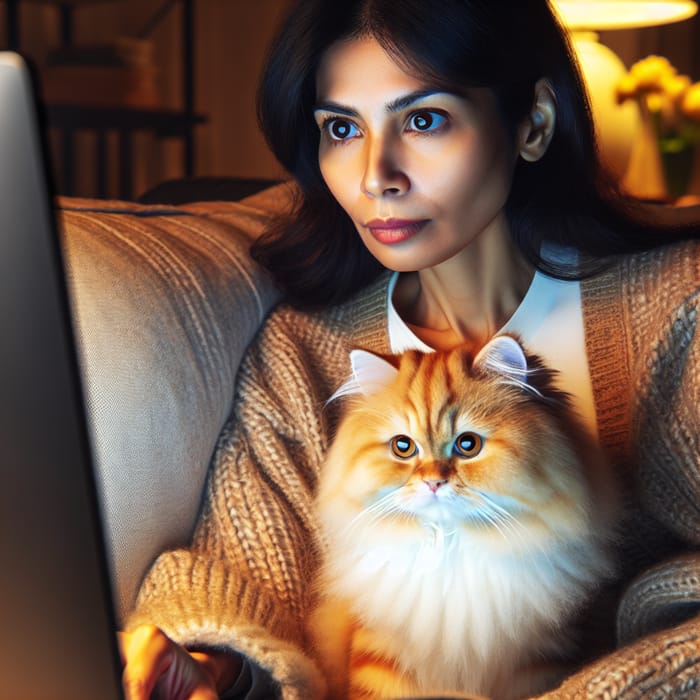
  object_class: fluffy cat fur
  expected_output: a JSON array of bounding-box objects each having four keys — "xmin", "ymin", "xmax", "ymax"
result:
[{"xmin": 309, "ymin": 335, "xmax": 618, "ymax": 700}]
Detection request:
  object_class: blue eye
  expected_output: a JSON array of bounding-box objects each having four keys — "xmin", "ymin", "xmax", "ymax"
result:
[
  {"xmin": 453, "ymin": 432, "xmax": 483, "ymax": 458},
  {"xmin": 407, "ymin": 111, "xmax": 447, "ymax": 133},
  {"xmin": 324, "ymin": 118, "xmax": 360, "ymax": 141}
]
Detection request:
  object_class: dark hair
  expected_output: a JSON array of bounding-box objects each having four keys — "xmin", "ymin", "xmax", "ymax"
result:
[{"xmin": 253, "ymin": 0, "xmax": 697, "ymax": 308}]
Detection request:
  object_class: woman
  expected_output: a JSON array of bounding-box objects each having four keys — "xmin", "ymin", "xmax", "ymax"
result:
[{"xmin": 120, "ymin": 0, "xmax": 700, "ymax": 698}]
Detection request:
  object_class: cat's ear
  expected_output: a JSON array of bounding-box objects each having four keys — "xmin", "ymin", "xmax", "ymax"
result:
[
  {"xmin": 473, "ymin": 335, "xmax": 528, "ymax": 384},
  {"xmin": 328, "ymin": 349, "xmax": 399, "ymax": 402},
  {"xmin": 350, "ymin": 349, "xmax": 399, "ymax": 395}
]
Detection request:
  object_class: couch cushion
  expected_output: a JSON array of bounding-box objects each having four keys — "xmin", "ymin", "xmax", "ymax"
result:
[{"xmin": 58, "ymin": 185, "xmax": 289, "ymax": 621}]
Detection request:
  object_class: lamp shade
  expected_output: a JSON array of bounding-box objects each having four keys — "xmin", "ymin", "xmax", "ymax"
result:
[{"xmin": 552, "ymin": 0, "xmax": 698, "ymax": 30}]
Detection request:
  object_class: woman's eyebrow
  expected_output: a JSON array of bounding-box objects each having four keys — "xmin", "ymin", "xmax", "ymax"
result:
[
  {"xmin": 313, "ymin": 89, "xmax": 448, "ymax": 116},
  {"xmin": 313, "ymin": 101, "xmax": 358, "ymax": 117},
  {"xmin": 386, "ymin": 89, "xmax": 446, "ymax": 113}
]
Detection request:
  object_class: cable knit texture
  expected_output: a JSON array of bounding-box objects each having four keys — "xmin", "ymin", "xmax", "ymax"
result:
[{"xmin": 128, "ymin": 239, "xmax": 700, "ymax": 699}]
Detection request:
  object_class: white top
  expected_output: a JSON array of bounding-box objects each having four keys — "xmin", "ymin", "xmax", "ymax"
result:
[{"xmin": 387, "ymin": 267, "xmax": 598, "ymax": 439}]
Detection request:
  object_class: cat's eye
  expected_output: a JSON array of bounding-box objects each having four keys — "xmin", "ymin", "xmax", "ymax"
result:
[
  {"xmin": 453, "ymin": 432, "xmax": 483, "ymax": 458},
  {"xmin": 390, "ymin": 435, "xmax": 417, "ymax": 459}
]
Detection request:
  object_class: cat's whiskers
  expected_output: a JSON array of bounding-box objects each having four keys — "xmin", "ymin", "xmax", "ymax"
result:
[
  {"xmin": 477, "ymin": 492, "xmax": 556, "ymax": 565},
  {"xmin": 470, "ymin": 506, "xmax": 515, "ymax": 543},
  {"xmin": 462, "ymin": 490, "xmax": 532, "ymax": 550},
  {"xmin": 345, "ymin": 489, "xmax": 404, "ymax": 535}
]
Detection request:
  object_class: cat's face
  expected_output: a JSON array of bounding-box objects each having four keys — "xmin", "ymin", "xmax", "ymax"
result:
[{"xmin": 321, "ymin": 337, "xmax": 595, "ymax": 548}]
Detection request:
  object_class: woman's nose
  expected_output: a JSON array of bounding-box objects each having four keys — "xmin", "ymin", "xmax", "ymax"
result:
[{"xmin": 360, "ymin": 135, "xmax": 410, "ymax": 198}]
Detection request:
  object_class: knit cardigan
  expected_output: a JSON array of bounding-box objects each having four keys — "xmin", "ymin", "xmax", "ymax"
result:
[{"xmin": 128, "ymin": 238, "xmax": 700, "ymax": 699}]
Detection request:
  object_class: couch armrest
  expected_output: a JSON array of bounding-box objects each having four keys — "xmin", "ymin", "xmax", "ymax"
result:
[{"xmin": 58, "ymin": 185, "xmax": 288, "ymax": 622}]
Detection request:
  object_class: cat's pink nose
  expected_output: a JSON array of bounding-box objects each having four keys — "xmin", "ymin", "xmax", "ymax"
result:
[{"xmin": 424, "ymin": 479, "xmax": 447, "ymax": 493}]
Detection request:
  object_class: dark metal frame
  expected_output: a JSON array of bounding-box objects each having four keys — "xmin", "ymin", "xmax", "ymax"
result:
[{"xmin": 4, "ymin": 0, "xmax": 201, "ymax": 199}]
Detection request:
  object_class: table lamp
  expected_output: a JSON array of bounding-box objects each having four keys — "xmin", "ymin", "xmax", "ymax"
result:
[{"xmin": 550, "ymin": 0, "xmax": 698, "ymax": 180}]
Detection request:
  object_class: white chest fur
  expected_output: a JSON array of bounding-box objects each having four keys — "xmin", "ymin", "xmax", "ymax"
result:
[{"xmin": 322, "ymin": 522, "xmax": 610, "ymax": 696}]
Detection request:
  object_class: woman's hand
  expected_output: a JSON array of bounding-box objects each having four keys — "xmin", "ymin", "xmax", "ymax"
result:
[{"xmin": 119, "ymin": 625, "xmax": 243, "ymax": 700}]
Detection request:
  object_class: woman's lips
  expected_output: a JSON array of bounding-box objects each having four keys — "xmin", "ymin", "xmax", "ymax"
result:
[{"xmin": 364, "ymin": 218, "xmax": 429, "ymax": 244}]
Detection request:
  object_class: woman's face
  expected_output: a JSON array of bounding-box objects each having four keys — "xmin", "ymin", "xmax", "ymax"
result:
[{"xmin": 314, "ymin": 37, "xmax": 520, "ymax": 272}]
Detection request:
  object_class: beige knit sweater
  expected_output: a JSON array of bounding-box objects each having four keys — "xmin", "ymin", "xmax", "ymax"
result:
[{"xmin": 128, "ymin": 239, "xmax": 700, "ymax": 699}]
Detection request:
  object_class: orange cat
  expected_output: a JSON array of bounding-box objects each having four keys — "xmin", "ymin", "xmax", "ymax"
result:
[{"xmin": 309, "ymin": 335, "xmax": 618, "ymax": 700}]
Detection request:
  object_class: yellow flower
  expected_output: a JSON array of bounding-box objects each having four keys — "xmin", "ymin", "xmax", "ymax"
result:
[
  {"xmin": 629, "ymin": 55, "xmax": 676, "ymax": 91},
  {"xmin": 616, "ymin": 55, "xmax": 700, "ymax": 146},
  {"xmin": 646, "ymin": 92, "xmax": 669, "ymax": 115},
  {"xmin": 681, "ymin": 83, "xmax": 700, "ymax": 121},
  {"xmin": 615, "ymin": 74, "xmax": 639, "ymax": 103},
  {"xmin": 662, "ymin": 74, "xmax": 691, "ymax": 104}
]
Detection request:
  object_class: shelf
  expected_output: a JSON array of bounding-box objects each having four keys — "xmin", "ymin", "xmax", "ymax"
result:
[
  {"xmin": 5, "ymin": 0, "xmax": 123, "ymax": 48},
  {"xmin": 42, "ymin": 103, "xmax": 206, "ymax": 200},
  {"xmin": 46, "ymin": 103, "xmax": 206, "ymax": 136},
  {"xmin": 5, "ymin": 0, "xmax": 201, "ymax": 199}
]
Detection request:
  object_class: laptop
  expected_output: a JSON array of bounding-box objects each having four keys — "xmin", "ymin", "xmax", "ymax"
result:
[{"xmin": 0, "ymin": 52, "xmax": 124, "ymax": 700}]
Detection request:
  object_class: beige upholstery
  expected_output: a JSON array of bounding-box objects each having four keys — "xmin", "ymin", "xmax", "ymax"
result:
[{"xmin": 59, "ymin": 185, "xmax": 290, "ymax": 621}]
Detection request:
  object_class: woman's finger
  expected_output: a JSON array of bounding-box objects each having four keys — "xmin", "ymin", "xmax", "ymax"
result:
[{"xmin": 120, "ymin": 625, "xmax": 177, "ymax": 700}]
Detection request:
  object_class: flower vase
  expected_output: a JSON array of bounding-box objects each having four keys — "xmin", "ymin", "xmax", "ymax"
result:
[
  {"xmin": 660, "ymin": 144, "xmax": 696, "ymax": 198},
  {"xmin": 622, "ymin": 104, "xmax": 667, "ymax": 201},
  {"xmin": 683, "ymin": 146, "xmax": 700, "ymax": 197}
]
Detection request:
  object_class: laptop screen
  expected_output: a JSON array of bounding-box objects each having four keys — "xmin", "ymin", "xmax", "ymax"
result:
[{"xmin": 0, "ymin": 52, "xmax": 123, "ymax": 700}]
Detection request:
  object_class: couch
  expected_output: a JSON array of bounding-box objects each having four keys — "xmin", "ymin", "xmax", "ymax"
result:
[{"xmin": 59, "ymin": 181, "xmax": 292, "ymax": 623}]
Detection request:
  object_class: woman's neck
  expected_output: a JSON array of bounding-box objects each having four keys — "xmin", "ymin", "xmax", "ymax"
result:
[{"xmin": 393, "ymin": 224, "xmax": 534, "ymax": 352}]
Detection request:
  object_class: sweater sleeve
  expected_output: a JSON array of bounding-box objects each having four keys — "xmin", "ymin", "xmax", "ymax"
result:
[
  {"xmin": 633, "ymin": 282, "xmax": 700, "ymax": 546},
  {"xmin": 125, "ymin": 307, "xmax": 348, "ymax": 700},
  {"xmin": 535, "ymin": 613, "xmax": 700, "ymax": 698},
  {"xmin": 550, "ymin": 243, "xmax": 700, "ymax": 699}
]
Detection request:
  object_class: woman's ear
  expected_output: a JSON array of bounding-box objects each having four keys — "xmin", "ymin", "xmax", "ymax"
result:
[{"xmin": 518, "ymin": 79, "xmax": 556, "ymax": 163}]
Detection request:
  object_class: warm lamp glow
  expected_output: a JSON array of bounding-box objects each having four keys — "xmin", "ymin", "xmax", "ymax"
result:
[
  {"xmin": 553, "ymin": 1, "xmax": 698, "ymax": 30},
  {"xmin": 551, "ymin": 0, "xmax": 699, "ymax": 191}
]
